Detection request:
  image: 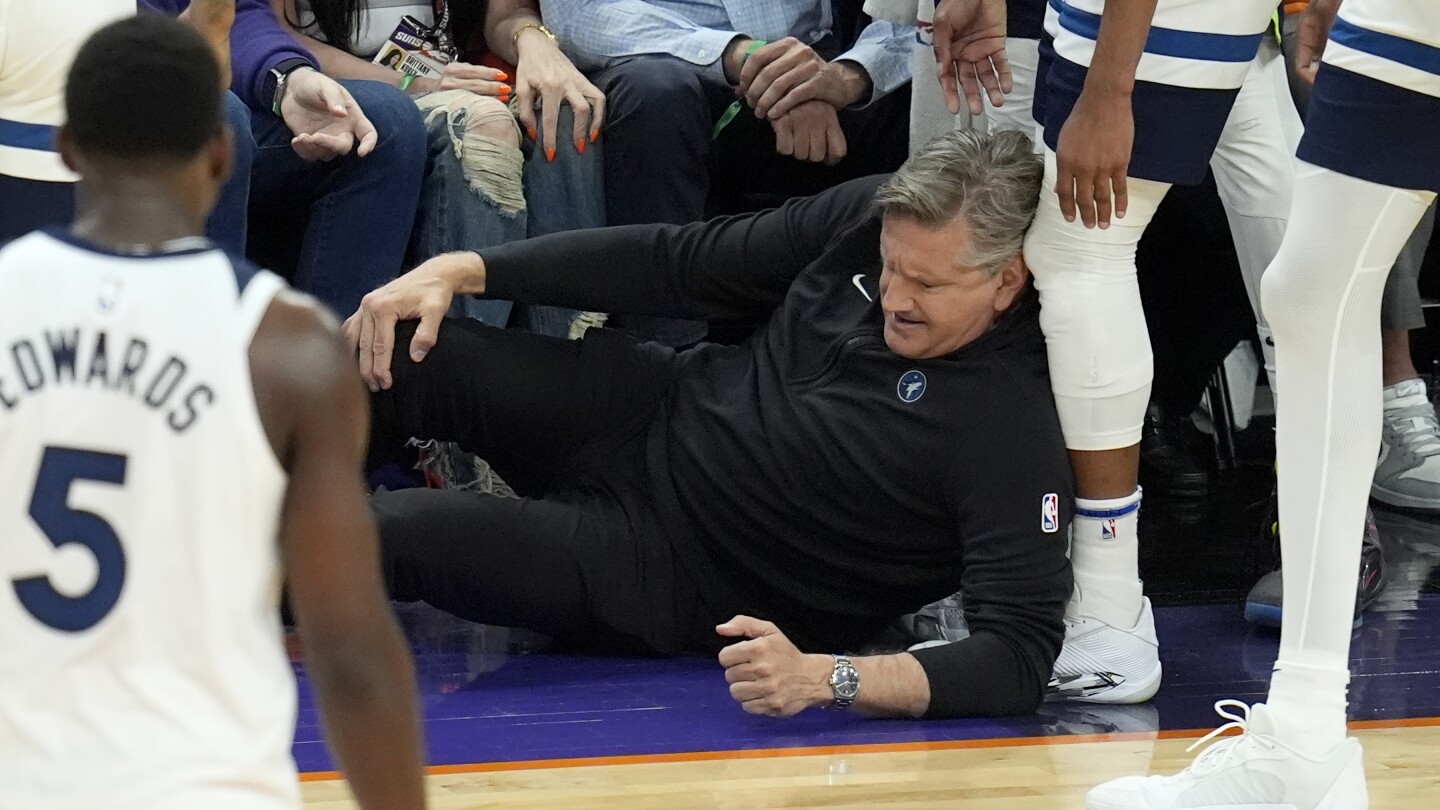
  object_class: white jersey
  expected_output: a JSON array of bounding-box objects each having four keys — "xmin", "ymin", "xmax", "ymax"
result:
[
  {"xmin": 1045, "ymin": 0, "xmax": 1276, "ymax": 90},
  {"xmin": 0, "ymin": 0, "xmax": 134, "ymax": 181},
  {"xmin": 0, "ymin": 231, "xmax": 297, "ymax": 810},
  {"xmin": 1325, "ymin": 0, "xmax": 1440, "ymax": 98}
]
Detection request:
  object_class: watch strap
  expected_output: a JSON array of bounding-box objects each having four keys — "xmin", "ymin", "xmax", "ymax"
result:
[{"xmin": 270, "ymin": 58, "xmax": 314, "ymax": 116}]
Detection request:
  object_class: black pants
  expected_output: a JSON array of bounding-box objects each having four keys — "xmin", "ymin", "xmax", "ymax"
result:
[
  {"xmin": 0, "ymin": 174, "xmax": 73, "ymax": 246},
  {"xmin": 370, "ymin": 319, "xmax": 745, "ymax": 655},
  {"xmin": 591, "ymin": 52, "xmax": 910, "ymax": 346}
]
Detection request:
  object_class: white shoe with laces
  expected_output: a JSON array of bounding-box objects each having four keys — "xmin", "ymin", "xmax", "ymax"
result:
[
  {"xmin": 1373, "ymin": 378, "xmax": 1440, "ymax": 512},
  {"xmin": 1086, "ymin": 701, "xmax": 1368, "ymax": 810},
  {"xmin": 1050, "ymin": 596, "xmax": 1162, "ymax": 704}
]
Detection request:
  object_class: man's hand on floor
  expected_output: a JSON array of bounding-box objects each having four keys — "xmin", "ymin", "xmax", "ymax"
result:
[
  {"xmin": 344, "ymin": 252, "xmax": 478, "ymax": 392},
  {"xmin": 771, "ymin": 101, "xmax": 847, "ymax": 165},
  {"xmin": 717, "ymin": 617, "xmax": 833, "ymax": 717}
]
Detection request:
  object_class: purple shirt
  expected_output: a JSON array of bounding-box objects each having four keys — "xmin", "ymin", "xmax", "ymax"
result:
[{"xmin": 138, "ymin": 0, "xmax": 315, "ymax": 111}]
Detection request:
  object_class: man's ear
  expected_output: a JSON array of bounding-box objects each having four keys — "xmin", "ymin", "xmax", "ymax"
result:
[
  {"xmin": 56, "ymin": 126, "xmax": 82, "ymax": 175},
  {"xmin": 992, "ymin": 253, "xmax": 1029, "ymax": 312},
  {"xmin": 208, "ymin": 128, "xmax": 234, "ymax": 186}
]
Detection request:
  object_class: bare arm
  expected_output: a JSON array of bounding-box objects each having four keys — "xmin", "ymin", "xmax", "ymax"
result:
[
  {"xmin": 716, "ymin": 617, "xmax": 931, "ymax": 718},
  {"xmin": 252, "ymin": 292, "xmax": 426, "ymax": 810},
  {"xmin": 1055, "ymin": 0, "xmax": 1159, "ymax": 229}
]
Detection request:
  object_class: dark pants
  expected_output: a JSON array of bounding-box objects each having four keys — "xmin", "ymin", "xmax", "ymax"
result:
[
  {"xmin": 592, "ymin": 53, "xmax": 910, "ymax": 346},
  {"xmin": 370, "ymin": 319, "xmax": 745, "ymax": 655},
  {"xmin": 1, "ymin": 92, "xmax": 253, "ymax": 252},
  {"xmin": 247, "ymin": 80, "xmax": 426, "ymax": 319}
]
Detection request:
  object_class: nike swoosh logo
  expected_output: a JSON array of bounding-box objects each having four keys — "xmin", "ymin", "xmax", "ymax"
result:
[{"xmin": 852, "ymin": 273, "xmax": 873, "ymax": 302}]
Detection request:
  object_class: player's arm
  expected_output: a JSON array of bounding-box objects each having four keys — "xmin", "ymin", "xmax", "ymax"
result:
[
  {"xmin": 252, "ymin": 292, "xmax": 427, "ymax": 810},
  {"xmin": 1056, "ymin": 0, "xmax": 1158, "ymax": 229},
  {"xmin": 1296, "ymin": 0, "xmax": 1343, "ymax": 84}
]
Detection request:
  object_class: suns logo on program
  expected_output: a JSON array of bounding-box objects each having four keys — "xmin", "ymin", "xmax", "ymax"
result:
[{"xmin": 1041, "ymin": 493, "xmax": 1059, "ymax": 533}]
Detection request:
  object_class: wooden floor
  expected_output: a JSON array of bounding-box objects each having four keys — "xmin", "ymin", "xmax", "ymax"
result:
[{"xmin": 300, "ymin": 721, "xmax": 1440, "ymax": 809}]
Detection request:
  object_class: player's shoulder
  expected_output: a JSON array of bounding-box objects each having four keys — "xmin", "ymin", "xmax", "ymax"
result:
[{"xmin": 252, "ymin": 288, "xmax": 350, "ymax": 389}]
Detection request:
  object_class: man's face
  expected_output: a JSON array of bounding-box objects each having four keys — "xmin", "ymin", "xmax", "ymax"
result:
[{"xmin": 878, "ymin": 214, "xmax": 1027, "ymax": 360}]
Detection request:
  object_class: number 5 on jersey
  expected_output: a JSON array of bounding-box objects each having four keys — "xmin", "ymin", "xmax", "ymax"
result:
[{"xmin": 13, "ymin": 446, "xmax": 129, "ymax": 632}]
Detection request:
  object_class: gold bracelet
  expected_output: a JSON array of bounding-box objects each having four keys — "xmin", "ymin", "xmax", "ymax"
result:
[{"xmin": 512, "ymin": 22, "xmax": 556, "ymax": 49}]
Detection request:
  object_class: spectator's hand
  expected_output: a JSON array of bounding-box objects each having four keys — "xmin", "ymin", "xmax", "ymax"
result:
[
  {"xmin": 771, "ymin": 101, "xmax": 847, "ymax": 165},
  {"xmin": 411, "ymin": 62, "xmax": 513, "ymax": 99},
  {"xmin": 514, "ymin": 29, "xmax": 606, "ymax": 160},
  {"xmin": 717, "ymin": 617, "xmax": 833, "ymax": 717},
  {"xmin": 280, "ymin": 68, "xmax": 379, "ymax": 162},
  {"xmin": 739, "ymin": 38, "xmax": 869, "ymax": 118},
  {"xmin": 1297, "ymin": 0, "xmax": 1343, "ymax": 85},
  {"xmin": 932, "ymin": 0, "xmax": 1012, "ymax": 115},
  {"xmin": 343, "ymin": 253, "xmax": 466, "ymax": 392},
  {"xmin": 1054, "ymin": 88, "xmax": 1133, "ymax": 229},
  {"xmin": 179, "ymin": 0, "xmax": 235, "ymax": 89}
]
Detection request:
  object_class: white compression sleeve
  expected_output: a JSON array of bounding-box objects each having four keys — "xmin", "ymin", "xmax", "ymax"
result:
[
  {"xmin": 1023, "ymin": 148, "xmax": 1172, "ymax": 451},
  {"xmin": 1261, "ymin": 163, "xmax": 1435, "ymax": 757}
]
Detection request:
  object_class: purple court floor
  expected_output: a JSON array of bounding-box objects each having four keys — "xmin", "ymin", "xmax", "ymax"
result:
[{"xmin": 289, "ymin": 501, "xmax": 1440, "ymax": 773}]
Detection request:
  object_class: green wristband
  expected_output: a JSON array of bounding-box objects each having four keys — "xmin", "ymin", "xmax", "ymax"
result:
[
  {"xmin": 713, "ymin": 39, "xmax": 768, "ymax": 140},
  {"xmin": 399, "ymin": 73, "xmax": 417, "ymax": 92}
]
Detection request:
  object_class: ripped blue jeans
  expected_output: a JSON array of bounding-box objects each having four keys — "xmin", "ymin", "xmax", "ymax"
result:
[{"xmin": 409, "ymin": 97, "xmax": 606, "ymax": 338}]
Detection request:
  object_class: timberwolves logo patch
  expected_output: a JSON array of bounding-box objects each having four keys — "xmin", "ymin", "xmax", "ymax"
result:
[
  {"xmin": 897, "ymin": 370, "xmax": 926, "ymax": 403},
  {"xmin": 1042, "ymin": 494, "xmax": 1059, "ymax": 534}
]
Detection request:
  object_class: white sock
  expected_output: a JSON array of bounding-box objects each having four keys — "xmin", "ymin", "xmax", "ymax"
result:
[
  {"xmin": 1260, "ymin": 165, "xmax": 1435, "ymax": 757},
  {"xmin": 1069, "ymin": 489, "xmax": 1144, "ymax": 627}
]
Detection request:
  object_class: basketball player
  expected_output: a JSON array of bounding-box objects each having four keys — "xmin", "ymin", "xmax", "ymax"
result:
[
  {"xmin": 1087, "ymin": 0, "xmax": 1438, "ymax": 806},
  {"xmin": 0, "ymin": 16, "xmax": 426, "ymax": 810},
  {"xmin": 933, "ymin": 0, "xmax": 1287, "ymax": 704}
]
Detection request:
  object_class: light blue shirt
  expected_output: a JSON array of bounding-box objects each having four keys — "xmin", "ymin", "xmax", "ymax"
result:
[{"xmin": 540, "ymin": 0, "xmax": 913, "ymax": 103}]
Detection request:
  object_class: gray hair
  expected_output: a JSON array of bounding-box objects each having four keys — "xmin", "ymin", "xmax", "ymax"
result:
[{"xmin": 874, "ymin": 129, "xmax": 1043, "ymax": 276}]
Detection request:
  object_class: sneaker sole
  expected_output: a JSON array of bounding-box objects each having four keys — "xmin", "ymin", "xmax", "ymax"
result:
[
  {"xmin": 1370, "ymin": 483, "xmax": 1440, "ymax": 513},
  {"xmin": 1062, "ymin": 661, "xmax": 1163, "ymax": 705},
  {"xmin": 1245, "ymin": 601, "xmax": 1363, "ymax": 630}
]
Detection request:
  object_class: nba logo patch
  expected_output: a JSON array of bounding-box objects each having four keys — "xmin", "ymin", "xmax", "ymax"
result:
[
  {"xmin": 1101, "ymin": 519, "xmax": 1118, "ymax": 540},
  {"xmin": 1041, "ymin": 494, "xmax": 1059, "ymax": 534},
  {"xmin": 897, "ymin": 370, "xmax": 926, "ymax": 403}
]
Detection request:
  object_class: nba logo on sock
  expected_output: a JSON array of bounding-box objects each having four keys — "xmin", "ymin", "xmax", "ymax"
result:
[
  {"xmin": 1101, "ymin": 519, "xmax": 1118, "ymax": 540},
  {"xmin": 1041, "ymin": 494, "xmax": 1059, "ymax": 533}
]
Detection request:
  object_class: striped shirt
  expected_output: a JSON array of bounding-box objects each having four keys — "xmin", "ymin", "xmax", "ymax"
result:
[{"xmin": 1323, "ymin": 0, "xmax": 1440, "ymax": 98}]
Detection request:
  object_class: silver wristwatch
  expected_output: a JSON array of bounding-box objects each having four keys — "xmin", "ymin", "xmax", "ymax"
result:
[{"xmin": 828, "ymin": 654, "xmax": 860, "ymax": 710}]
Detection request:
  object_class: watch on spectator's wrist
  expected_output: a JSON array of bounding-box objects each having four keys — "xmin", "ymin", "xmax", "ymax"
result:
[
  {"xmin": 828, "ymin": 654, "xmax": 860, "ymax": 710},
  {"xmin": 270, "ymin": 58, "xmax": 314, "ymax": 116}
]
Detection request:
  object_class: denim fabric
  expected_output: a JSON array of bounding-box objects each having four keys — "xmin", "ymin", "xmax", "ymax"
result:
[
  {"xmin": 408, "ymin": 104, "xmax": 527, "ymax": 328},
  {"xmin": 515, "ymin": 104, "xmax": 609, "ymax": 337},
  {"xmin": 247, "ymin": 80, "xmax": 427, "ymax": 318},
  {"xmin": 209, "ymin": 91, "xmax": 254, "ymax": 256}
]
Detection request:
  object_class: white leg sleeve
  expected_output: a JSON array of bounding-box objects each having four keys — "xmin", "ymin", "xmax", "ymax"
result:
[
  {"xmin": 1023, "ymin": 148, "xmax": 1172, "ymax": 451},
  {"xmin": 1262, "ymin": 164, "xmax": 1435, "ymax": 756}
]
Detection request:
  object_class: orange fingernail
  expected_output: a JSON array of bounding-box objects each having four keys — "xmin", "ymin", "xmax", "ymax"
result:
[
  {"xmin": 576, "ymin": 138, "xmax": 586, "ymax": 155},
  {"xmin": 546, "ymin": 147, "xmax": 555, "ymax": 163},
  {"xmin": 590, "ymin": 130, "xmax": 600, "ymax": 144},
  {"xmin": 499, "ymin": 84, "xmax": 512, "ymax": 95},
  {"xmin": 528, "ymin": 127, "xmax": 538, "ymax": 141},
  {"xmin": 499, "ymin": 94, "xmax": 511, "ymax": 104},
  {"xmin": 496, "ymin": 72, "xmax": 509, "ymax": 81}
]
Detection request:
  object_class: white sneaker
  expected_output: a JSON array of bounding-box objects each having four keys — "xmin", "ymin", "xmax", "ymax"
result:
[
  {"xmin": 1049, "ymin": 596, "xmax": 1162, "ymax": 704},
  {"xmin": 1086, "ymin": 702, "xmax": 1368, "ymax": 810},
  {"xmin": 1373, "ymin": 379, "xmax": 1440, "ymax": 512}
]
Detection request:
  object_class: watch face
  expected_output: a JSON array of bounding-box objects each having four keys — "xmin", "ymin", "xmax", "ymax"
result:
[{"xmin": 833, "ymin": 666, "xmax": 860, "ymax": 699}]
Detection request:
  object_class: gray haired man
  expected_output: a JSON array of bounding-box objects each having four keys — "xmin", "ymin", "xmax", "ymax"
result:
[{"xmin": 346, "ymin": 130, "xmax": 1076, "ymax": 720}]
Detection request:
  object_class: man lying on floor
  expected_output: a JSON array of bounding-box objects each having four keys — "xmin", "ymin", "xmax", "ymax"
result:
[{"xmin": 345, "ymin": 130, "xmax": 1074, "ymax": 720}]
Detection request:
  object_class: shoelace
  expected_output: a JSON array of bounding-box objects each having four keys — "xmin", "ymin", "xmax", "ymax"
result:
[
  {"xmin": 1388, "ymin": 398, "xmax": 1440, "ymax": 457},
  {"xmin": 1183, "ymin": 701, "xmax": 1277, "ymax": 778}
]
